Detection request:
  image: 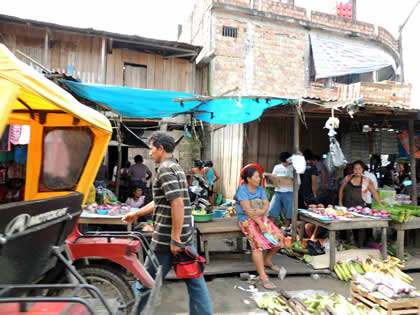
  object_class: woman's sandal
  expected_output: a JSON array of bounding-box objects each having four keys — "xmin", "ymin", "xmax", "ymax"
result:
[
  {"xmin": 260, "ymin": 279, "xmax": 276, "ymax": 290},
  {"xmin": 264, "ymin": 264, "xmax": 281, "ymax": 272}
]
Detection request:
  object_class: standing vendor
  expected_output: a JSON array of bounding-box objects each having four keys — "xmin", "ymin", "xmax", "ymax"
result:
[
  {"xmin": 299, "ymin": 149, "xmax": 318, "ymax": 208},
  {"xmin": 127, "ymin": 155, "xmax": 152, "ymax": 192},
  {"xmin": 268, "ymin": 152, "xmax": 293, "ymax": 227},
  {"xmin": 339, "ymin": 160, "xmax": 384, "ymax": 208}
]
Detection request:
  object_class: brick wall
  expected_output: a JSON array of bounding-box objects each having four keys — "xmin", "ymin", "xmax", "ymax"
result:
[
  {"xmin": 311, "ymin": 10, "xmax": 375, "ymax": 36},
  {"xmin": 214, "ymin": 18, "xmax": 247, "ymax": 93},
  {"xmin": 261, "ymin": 0, "xmax": 308, "ymax": 20},
  {"xmin": 213, "ymin": 17, "xmax": 305, "ymax": 97},
  {"xmin": 378, "ymin": 26, "xmax": 399, "ymax": 53},
  {"xmin": 214, "ymin": 0, "xmax": 250, "ymax": 9}
]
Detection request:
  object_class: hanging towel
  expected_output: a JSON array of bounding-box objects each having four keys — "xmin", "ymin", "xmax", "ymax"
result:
[
  {"xmin": 0, "ymin": 126, "xmax": 10, "ymax": 151},
  {"xmin": 9, "ymin": 125, "xmax": 22, "ymax": 145},
  {"xmin": 18, "ymin": 125, "xmax": 31, "ymax": 145}
]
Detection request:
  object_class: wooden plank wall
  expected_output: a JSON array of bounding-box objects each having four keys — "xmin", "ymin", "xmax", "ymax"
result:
[
  {"xmin": 244, "ymin": 116, "xmax": 330, "ymax": 173},
  {"xmin": 106, "ymin": 47, "xmax": 195, "ymax": 92},
  {"xmin": 211, "ymin": 124, "xmax": 244, "ymax": 200},
  {"xmin": 0, "ymin": 21, "xmax": 196, "ymax": 92}
]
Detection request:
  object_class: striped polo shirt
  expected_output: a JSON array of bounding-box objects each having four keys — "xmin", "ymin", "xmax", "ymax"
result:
[{"xmin": 151, "ymin": 157, "xmax": 193, "ymax": 251}]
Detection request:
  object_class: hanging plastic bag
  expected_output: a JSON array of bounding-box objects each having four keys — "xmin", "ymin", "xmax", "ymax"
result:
[
  {"xmin": 289, "ymin": 154, "xmax": 306, "ymax": 174},
  {"xmin": 329, "ymin": 137, "xmax": 347, "ymax": 168},
  {"xmin": 325, "ymin": 152, "xmax": 335, "ymax": 175},
  {"xmin": 96, "ymin": 186, "xmax": 118, "ymax": 205}
]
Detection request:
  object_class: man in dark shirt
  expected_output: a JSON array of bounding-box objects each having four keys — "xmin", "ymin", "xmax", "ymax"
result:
[
  {"xmin": 127, "ymin": 155, "xmax": 152, "ymax": 191},
  {"xmin": 299, "ymin": 149, "xmax": 319, "ymax": 208},
  {"xmin": 122, "ymin": 131, "xmax": 213, "ymax": 315},
  {"xmin": 94, "ymin": 163, "xmax": 108, "ymax": 188}
]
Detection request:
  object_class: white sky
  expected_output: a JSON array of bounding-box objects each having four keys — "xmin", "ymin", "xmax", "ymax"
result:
[{"xmin": 2, "ymin": 0, "xmax": 419, "ymax": 106}]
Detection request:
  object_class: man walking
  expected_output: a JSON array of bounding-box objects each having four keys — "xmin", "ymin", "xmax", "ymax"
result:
[{"xmin": 122, "ymin": 131, "xmax": 213, "ymax": 315}]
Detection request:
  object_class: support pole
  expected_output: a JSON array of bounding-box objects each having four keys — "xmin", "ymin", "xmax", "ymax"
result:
[
  {"xmin": 292, "ymin": 109, "xmax": 300, "ymax": 242},
  {"xmin": 99, "ymin": 37, "xmax": 107, "ymax": 84},
  {"xmin": 409, "ymin": 119, "xmax": 417, "ymax": 205},
  {"xmin": 115, "ymin": 118, "xmax": 123, "ymax": 198},
  {"xmin": 43, "ymin": 30, "xmax": 49, "ymax": 69}
]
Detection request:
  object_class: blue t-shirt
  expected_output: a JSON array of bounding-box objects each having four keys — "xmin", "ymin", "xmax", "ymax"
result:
[{"xmin": 235, "ymin": 184, "xmax": 267, "ymax": 222}]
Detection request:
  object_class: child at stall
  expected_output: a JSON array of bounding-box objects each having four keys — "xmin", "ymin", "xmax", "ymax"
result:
[{"xmin": 125, "ymin": 186, "xmax": 145, "ymax": 209}]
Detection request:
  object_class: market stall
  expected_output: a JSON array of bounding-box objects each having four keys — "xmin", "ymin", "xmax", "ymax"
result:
[
  {"xmin": 195, "ymin": 217, "xmax": 244, "ymax": 264},
  {"xmin": 298, "ymin": 208, "xmax": 390, "ymax": 271}
]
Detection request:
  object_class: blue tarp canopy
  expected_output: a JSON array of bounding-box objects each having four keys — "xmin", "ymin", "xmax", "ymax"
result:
[{"xmin": 63, "ymin": 80, "xmax": 294, "ymax": 124}]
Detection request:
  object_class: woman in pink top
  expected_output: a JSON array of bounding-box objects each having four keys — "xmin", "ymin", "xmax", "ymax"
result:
[{"xmin": 125, "ymin": 187, "xmax": 145, "ymax": 208}]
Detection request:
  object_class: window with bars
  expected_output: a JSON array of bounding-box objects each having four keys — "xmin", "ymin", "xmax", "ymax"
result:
[{"xmin": 222, "ymin": 26, "xmax": 238, "ymax": 38}]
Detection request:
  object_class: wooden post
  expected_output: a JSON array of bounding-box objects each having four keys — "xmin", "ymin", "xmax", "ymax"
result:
[
  {"xmin": 292, "ymin": 109, "xmax": 300, "ymax": 242},
  {"xmin": 99, "ymin": 37, "xmax": 107, "ymax": 84},
  {"xmin": 43, "ymin": 30, "xmax": 49, "ymax": 69},
  {"xmin": 409, "ymin": 119, "xmax": 417, "ymax": 205},
  {"xmin": 115, "ymin": 119, "xmax": 123, "ymax": 198}
]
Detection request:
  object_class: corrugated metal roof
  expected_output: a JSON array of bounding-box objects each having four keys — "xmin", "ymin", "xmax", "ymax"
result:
[{"xmin": 0, "ymin": 14, "xmax": 202, "ymax": 59}]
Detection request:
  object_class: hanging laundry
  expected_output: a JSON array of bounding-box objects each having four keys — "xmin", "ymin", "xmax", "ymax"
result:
[
  {"xmin": 9, "ymin": 125, "xmax": 22, "ymax": 145},
  {"xmin": 0, "ymin": 125, "xmax": 10, "ymax": 151},
  {"xmin": 14, "ymin": 146, "xmax": 28, "ymax": 164},
  {"xmin": 18, "ymin": 125, "xmax": 31, "ymax": 145}
]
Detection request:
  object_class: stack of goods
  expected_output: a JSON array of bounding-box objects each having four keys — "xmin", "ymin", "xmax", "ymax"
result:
[
  {"xmin": 354, "ymin": 272, "xmax": 418, "ymax": 299},
  {"xmin": 396, "ymin": 194, "xmax": 412, "ymax": 205},
  {"xmin": 83, "ymin": 202, "xmax": 131, "ymax": 216},
  {"xmin": 372, "ymin": 130, "xmax": 399, "ymax": 155},
  {"xmin": 334, "ymin": 256, "xmax": 413, "ymax": 284},
  {"xmin": 347, "ymin": 206, "xmax": 391, "ymax": 218},
  {"xmin": 334, "ymin": 261, "xmax": 366, "ymax": 282},
  {"xmin": 386, "ymin": 206, "xmax": 413, "ymax": 223},
  {"xmin": 361, "ymin": 257, "xmax": 412, "ymax": 283},
  {"xmin": 378, "ymin": 203, "xmax": 420, "ymax": 223},
  {"xmin": 341, "ymin": 131, "xmax": 370, "ymax": 164},
  {"xmin": 304, "ymin": 293, "xmax": 385, "ymax": 315},
  {"xmin": 95, "ymin": 186, "xmax": 119, "ymax": 205},
  {"xmin": 306, "ymin": 204, "xmax": 354, "ymax": 220}
]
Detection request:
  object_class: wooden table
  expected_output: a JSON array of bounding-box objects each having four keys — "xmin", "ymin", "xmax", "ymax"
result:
[
  {"xmin": 195, "ymin": 217, "xmax": 244, "ymax": 264},
  {"xmin": 298, "ymin": 211, "xmax": 390, "ymax": 271},
  {"xmin": 391, "ymin": 217, "xmax": 420, "ymax": 260},
  {"xmin": 78, "ymin": 216, "xmax": 133, "ymax": 231}
]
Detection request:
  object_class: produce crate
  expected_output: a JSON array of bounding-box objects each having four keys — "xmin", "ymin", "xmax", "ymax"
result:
[{"xmin": 350, "ymin": 282, "xmax": 420, "ymax": 314}]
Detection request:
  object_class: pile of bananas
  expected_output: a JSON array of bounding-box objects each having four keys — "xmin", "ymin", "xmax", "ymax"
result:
[
  {"xmin": 334, "ymin": 261, "xmax": 365, "ymax": 281},
  {"xmin": 362, "ymin": 256, "xmax": 413, "ymax": 283}
]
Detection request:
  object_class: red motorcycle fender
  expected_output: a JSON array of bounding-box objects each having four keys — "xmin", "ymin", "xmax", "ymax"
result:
[{"xmin": 66, "ymin": 240, "xmax": 154, "ymax": 288}]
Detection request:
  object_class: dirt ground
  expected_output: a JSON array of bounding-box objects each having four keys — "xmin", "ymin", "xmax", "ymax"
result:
[{"xmin": 154, "ymin": 272, "xmax": 420, "ymax": 315}]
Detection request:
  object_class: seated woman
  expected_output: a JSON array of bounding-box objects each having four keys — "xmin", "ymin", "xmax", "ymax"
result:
[
  {"xmin": 0, "ymin": 178, "xmax": 25, "ymax": 204},
  {"xmin": 235, "ymin": 167, "xmax": 285, "ymax": 290},
  {"xmin": 339, "ymin": 160, "xmax": 384, "ymax": 208},
  {"xmin": 125, "ymin": 186, "xmax": 145, "ymax": 209}
]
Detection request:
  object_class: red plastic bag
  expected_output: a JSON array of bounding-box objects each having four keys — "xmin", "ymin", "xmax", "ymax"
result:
[{"xmin": 172, "ymin": 245, "xmax": 206, "ymax": 279}]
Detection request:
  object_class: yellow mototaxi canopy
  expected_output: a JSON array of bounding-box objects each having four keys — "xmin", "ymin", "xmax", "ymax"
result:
[
  {"xmin": 0, "ymin": 44, "xmax": 112, "ymax": 203},
  {"xmin": 0, "ymin": 43, "xmax": 112, "ymax": 136}
]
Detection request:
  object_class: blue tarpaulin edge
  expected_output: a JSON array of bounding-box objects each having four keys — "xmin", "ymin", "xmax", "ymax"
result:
[{"xmin": 62, "ymin": 80, "xmax": 294, "ymax": 124}]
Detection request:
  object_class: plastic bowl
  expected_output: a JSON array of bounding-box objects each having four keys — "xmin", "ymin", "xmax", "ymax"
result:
[
  {"xmin": 192, "ymin": 211, "xmax": 214, "ymax": 222},
  {"xmin": 213, "ymin": 209, "xmax": 227, "ymax": 218},
  {"xmin": 96, "ymin": 209, "xmax": 109, "ymax": 215}
]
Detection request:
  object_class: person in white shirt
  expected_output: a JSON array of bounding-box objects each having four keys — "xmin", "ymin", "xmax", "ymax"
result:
[
  {"xmin": 268, "ymin": 152, "xmax": 294, "ymax": 227},
  {"xmin": 363, "ymin": 167, "xmax": 378, "ymax": 207}
]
